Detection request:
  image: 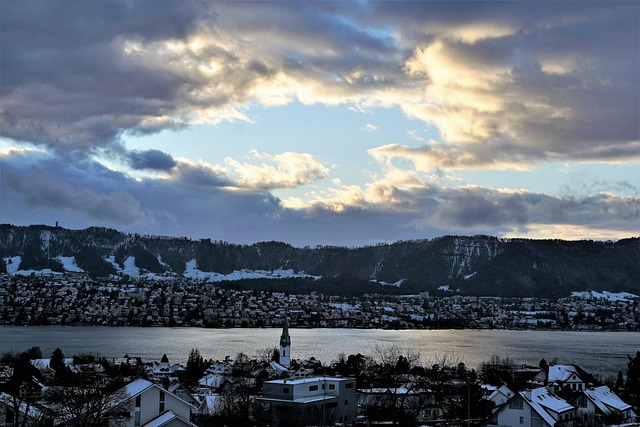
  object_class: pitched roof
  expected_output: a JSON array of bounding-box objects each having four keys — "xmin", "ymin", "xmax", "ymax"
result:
[
  {"xmin": 124, "ymin": 378, "xmax": 155, "ymax": 397},
  {"xmin": 550, "ymin": 365, "xmax": 582, "ymax": 382},
  {"xmin": 142, "ymin": 410, "xmax": 198, "ymax": 427},
  {"xmin": 583, "ymin": 385, "xmax": 632, "ymax": 414}
]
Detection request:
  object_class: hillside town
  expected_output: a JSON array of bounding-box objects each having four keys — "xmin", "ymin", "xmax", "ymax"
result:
[
  {"xmin": 0, "ymin": 319, "xmax": 638, "ymax": 426},
  {"xmin": 0, "ymin": 274, "xmax": 638, "ymax": 331}
]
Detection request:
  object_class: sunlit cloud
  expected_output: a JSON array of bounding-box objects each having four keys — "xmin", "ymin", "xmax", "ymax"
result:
[
  {"xmin": 224, "ymin": 150, "xmax": 329, "ymax": 190},
  {"xmin": 0, "ymin": 1, "xmax": 637, "ymax": 244}
]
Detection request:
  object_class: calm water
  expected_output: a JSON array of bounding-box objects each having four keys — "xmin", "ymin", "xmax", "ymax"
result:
[{"xmin": 0, "ymin": 326, "xmax": 638, "ymax": 381}]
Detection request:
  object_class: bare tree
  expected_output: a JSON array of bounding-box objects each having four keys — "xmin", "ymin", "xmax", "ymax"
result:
[
  {"xmin": 0, "ymin": 350, "xmax": 43, "ymax": 427},
  {"xmin": 215, "ymin": 377, "xmax": 255, "ymax": 427},
  {"xmin": 43, "ymin": 370, "xmax": 128, "ymax": 427}
]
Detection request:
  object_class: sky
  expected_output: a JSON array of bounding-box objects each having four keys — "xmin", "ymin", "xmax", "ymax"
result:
[{"xmin": 0, "ymin": 1, "xmax": 638, "ymax": 247}]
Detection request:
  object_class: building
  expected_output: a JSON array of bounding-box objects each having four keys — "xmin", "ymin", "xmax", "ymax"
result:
[
  {"xmin": 279, "ymin": 316, "xmax": 291, "ymax": 369},
  {"xmin": 485, "ymin": 387, "xmax": 576, "ymax": 427},
  {"xmin": 257, "ymin": 376, "xmax": 357, "ymax": 426},
  {"xmin": 530, "ymin": 364, "xmax": 587, "ymax": 392},
  {"xmin": 108, "ymin": 378, "xmax": 197, "ymax": 427},
  {"xmin": 573, "ymin": 385, "xmax": 637, "ymax": 424}
]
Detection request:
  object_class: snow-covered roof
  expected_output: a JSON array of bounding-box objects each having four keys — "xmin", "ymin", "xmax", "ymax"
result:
[
  {"xmin": 532, "ymin": 388, "xmax": 573, "ymax": 414},
  {"xmin": 142, "ymin": 411, "xmax": 198, "ymax": 427},
  {"xmin": 268, "ymin": 360, "xmax": 289, "ymax": 374},
  {"xmin": 31, "ymin": 358, "xmax": 73, "ymax": 369},
  {"xmin": 198, "ymin": 374, "xmax": 227, "ymax": 389},
  {"xmin": 535, "ymin": 364, "xmax": 583, "ymax": 384},
  {"xmin": 584, "ymin": 385, "xmax": 632, "ymax": 414},
  {"xmin": 198, "ymin": 394, "xmax": 221, "ymax": 414},
  {"xmin": 124, "ymin": 378, "xmax": 155, "ymax": 398},
  {"xmin": 485, "ymin": 384, "xmax": 514, "ymax": 405}
]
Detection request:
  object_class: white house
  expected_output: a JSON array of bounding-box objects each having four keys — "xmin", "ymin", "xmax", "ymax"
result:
[
  {"xmin": 108, "ymin": 378, "xmax": 197, "ymax": 427},
  {"xmin": 145, "ymin": 355, "xmax": 185, "ymax": 385},
  {"xmin": 531, "ymin": 364, "xmax": 587, "ymax": 392},
  {"xmin": 573, "ymin": 385, "xmax": 637, "ymax": 424},
  {"xmin": 482, "ymin": 384, "xmax": 516, "ymax": 412},
  {"xmin": 485, "ymin": 387, "xmax": 576, "ymax": 427},
  {"xmin": 257, "ymin": 376, "xmax": 357, "ymax": 426}
]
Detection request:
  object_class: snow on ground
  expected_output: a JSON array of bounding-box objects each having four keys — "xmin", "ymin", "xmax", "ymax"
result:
[
  {"xmin": 122, "ymin": 257, "xmax": 140, "ymax": 277},
  {"xmin": 571, "ymin": 290, "xmax": 638, "ymax": 301},
  {"xmin": 57, "ymin": 256, "xmax": 85, "ymax": 273},
  {"xmin": 329, "ymin": 303, "xmax": 356, "ymax": 311},
  {"xmin": 370, "ymin": 279, "xmax": 405, "ymax": 287},
  {"xmin": 4, "ymin": 256, "xmax": 22, "ymax": 274},
  {"xmin": 183, "ymin": 259, "xmax": 321, "ymax": 282},
  {"xmin": 438, "ymin": 285, "xmax": 451, "ymax": 292},
  {"xmin": 464, "ymin": 272, "xmax": 477, "ymax": 280}
]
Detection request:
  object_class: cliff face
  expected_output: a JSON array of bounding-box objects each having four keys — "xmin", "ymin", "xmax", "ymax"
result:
[{"xmin": 0, "ymin": 224, "xmax": 637, "ymax": 297}]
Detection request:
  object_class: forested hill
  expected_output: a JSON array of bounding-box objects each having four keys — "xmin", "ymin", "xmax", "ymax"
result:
[{"xmin": 0, "ymin": 224, "xmax": 638, "ymax": 297}]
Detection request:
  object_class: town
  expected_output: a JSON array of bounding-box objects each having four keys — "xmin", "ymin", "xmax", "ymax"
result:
[
  {"xmin": 1, "ymin": 317, "xmax": 638, "ymax": 426},
  {"xmin": 0, "ymin": 274, "xmax": 638, "ymax": 331}
]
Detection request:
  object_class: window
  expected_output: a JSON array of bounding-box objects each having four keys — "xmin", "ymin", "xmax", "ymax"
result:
[
  {"xmin": 283, "ymin": 387, "xmax": 289, "ymax": 394},
  {"xmin": 345, "ymin": 399, "xmax": 349, "ymax": 405},
  {"xmin": 309, "ymin": 385, "xmax": 318, "ymax": 391},
  {"xmin": 322, "ymin": 384, "xmax": 325, "ymax": 389},
  {"xmin": 519, "ymin": 416, "xmax": 524, "ymax": 424},
  {"xmin": 345, "ymin": 382, "xmax": 354, "ymax": 389},
  {"xmin": 329, "ymin": 384, "xmax": 335, "ymax": 390},
  {"xmin": 159, "ymin": 391, "xmax": 165, "ymax": 413},
  {"xmin": 509, "ymin": 398, "xmax": 523, "ymax": 410},
  {"xmin": 135, "ymin": 395, "xmax": 141, "ymax": 408}
]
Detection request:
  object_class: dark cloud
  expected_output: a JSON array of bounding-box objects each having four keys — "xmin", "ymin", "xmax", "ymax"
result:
[
  {"xmin": 1, "ymin": 1, "xmax": 637, "ymax": 166},
  {"xmin": 128, "ymin": 149, "xmax": 177, "ymax": 171},
  {"xmin": 4, "ymin": 151, "xmax": 636, "ymax": 246}
]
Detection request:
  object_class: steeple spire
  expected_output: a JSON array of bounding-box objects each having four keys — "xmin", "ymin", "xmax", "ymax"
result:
[
  {"xmin": 279, "ymin": 314, "xmax": 291, "ymax": 368},
  {"xmin": 280, "ymin": 315, "xmax": 291, "ymax": 347}
]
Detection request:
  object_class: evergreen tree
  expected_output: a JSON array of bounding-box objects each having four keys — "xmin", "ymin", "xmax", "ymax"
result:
[
  {"xmin": 50, "ymin": 347, "xmax": 68, "ymax": 385},
  {"xmin": 186, "ymin": 348, "xmax": 205, "ymax": 384},
  {"xmin": 625, "ymin": 351, "xmax": 640, "ymax": 408}
]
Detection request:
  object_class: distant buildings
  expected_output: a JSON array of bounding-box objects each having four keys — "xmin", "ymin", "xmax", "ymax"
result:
[{"xmin": 0, "ymin": 274, "xmax": 637, "ymax": 330}]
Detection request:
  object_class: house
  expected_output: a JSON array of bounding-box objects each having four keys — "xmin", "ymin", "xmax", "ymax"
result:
[
  {"xmin": 485, "ymin": 387, "xmax": 576, "ymax": 427},
  {"xmin": 573, "ymin": 385, "xmax": 637, "ymax": 424},
  {"xmin": 0, "ymin": 392, "xmax": 52, "ymax": 427},
  {"xmin": 108, "ymin": 378, "xmax": 197, "ymax": 427},
  {"xmin": 167, "ymin": 380, "xmax": 200, "ymax": 411},
  {"xmin": 197, "ymin": 394, "xmax": 221, "ymax": 416},
  {"xmin": 482, "ymin": 384, "xmax": 515, "ymax": 413},
  {"xmin": 358, "ymin": 385, "xmax": 439, "ymax": 423},
  {"xmin": 145, "ymin": 355, "xmax": 185, "ymax": 385},
  {"xmin": 530, "ymin": 364, "xmax": 588, "ymax": 392},
  {"xmin": 257, "ymin": 376, "xmax": 357, "ymax": 426}
]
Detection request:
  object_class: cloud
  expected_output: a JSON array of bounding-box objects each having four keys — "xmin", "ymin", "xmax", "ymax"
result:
[
  {"xmin": 1, "ymin": 1, "xmax": 637, "ymax": 168},
  {"xmin": 0, "ymin": 2, "xmax": 637, "ymax": 245},
  {"xmin": 128, "ymin": 149, "xmax": 177, "ymax": 171},
  {"xmin": 224, "ymin": 150, "xmax": 329, "ymax": 190},
  {"xmin": 1, "ymin": 154, "xmax": 165, "ymax": 225},
  {"xmin": 362, "ymin": 124, "xmax": 378, "ymax": 132},
  {"xmin": 406, "ymin": 130, "xmax": 423, "ymax": 141},
  {"xmin": 1, "ymin": 149, "xmax": 637, "ymax": 246}
]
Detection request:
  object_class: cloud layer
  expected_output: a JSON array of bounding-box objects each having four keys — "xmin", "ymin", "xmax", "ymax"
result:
[{"xmin": 0, "ymin": 1, "xmax": 637, "ymax": 244}]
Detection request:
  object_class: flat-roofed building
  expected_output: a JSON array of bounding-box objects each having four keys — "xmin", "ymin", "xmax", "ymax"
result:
[{"xmin": 257, "ymin": 376, "xmax": 356, "ymax": 426}]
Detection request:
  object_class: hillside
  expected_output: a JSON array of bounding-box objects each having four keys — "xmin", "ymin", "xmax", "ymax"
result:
[{"xmin": 0, "ymin": 224, "xmax": 637, "ymax": 297}]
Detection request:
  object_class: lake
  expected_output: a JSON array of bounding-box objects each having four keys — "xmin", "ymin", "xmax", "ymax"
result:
[{"xmin": 0, "ymin": 326, "xmax": 637, "ymax": 381}]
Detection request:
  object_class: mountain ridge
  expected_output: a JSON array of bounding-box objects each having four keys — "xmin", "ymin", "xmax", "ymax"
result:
[{"xmin": 0, "ymin": 224, "xmax": 637, "ymax": 297}]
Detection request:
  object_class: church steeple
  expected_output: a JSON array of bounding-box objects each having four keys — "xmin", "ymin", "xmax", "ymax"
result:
[{"xmin": 279, "ymin": 315, "xmax": 291, "ymax": 368}]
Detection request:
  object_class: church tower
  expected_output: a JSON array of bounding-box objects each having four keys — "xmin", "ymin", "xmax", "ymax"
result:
[{"xmin": 279, "ymin": 315, "xmax": 291, "ymax": 368}]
